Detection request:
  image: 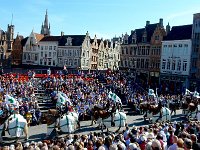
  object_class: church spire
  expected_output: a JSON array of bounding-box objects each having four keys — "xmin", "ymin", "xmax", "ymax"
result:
[
  {"xmin": 44, "ymin": 9, "xmax": 48, "ymax": 28},
  {"xmin": 41, "ymin": 9, "xmax": 50, "ymax": 36}
]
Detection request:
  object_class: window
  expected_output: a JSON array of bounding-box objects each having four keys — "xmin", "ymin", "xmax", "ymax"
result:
[
  {"xmin": 167, "ymin": 59, "xmax": 171, "ymax": 70},
  {"xmin": 179, "ymin": 44, "xmax": 182, "ymax": 47},
  {"xmin": 122, "ymin": 48, "xmax": 124, "ymax": 54},
  {"xmin": 126, "ymin": 48, "xmax": 128, "ymax": 54},
  {"xmin": 130, "ymin": 47, "xmax": 133, "ymax": 55},
  {"xmin": 137, "ymin": 59, "xmax": 140, "ymax": 68},
  {"xmin": 44, "ymin": 60, "xmax": 47, "ymax": 65},
  {"xmin": 41, "ymin": 46, "xmax": 44, "ymax": 50},
  {"xmin": 24, "ymin": 53, "xmax": 26, "ymax": 60},
  {"xmin": 184, "ymin": 44, "xmax": 188, "ymax": 47},
  {"xmin": 49, "ymin": 52, "xmax": 51, "ymax": 57},
  {"xmin": 86, "ymin": 60, "xmax": 89, "ymax": 66},
  {"xmin": 40, "ymin": 59, "xmax": 43, "ymax": 65},
  {"xmin": 45, "ymin": 46, "xmax": 48, "ymax": 50},
  {"xmin": 53, "ymin": 60, "xmax": 55, "ymax": 66},
  {"xmin": 162, "ymin": 59, "xmax": 166, "ymax": 70},
  {"xmin": 69, "ymin": 59, "xmax": 72, "ymax": 66},
  {"xmin": 54, "ymin": 46, "xmax": 56, "ymax": 50},
  {"xmin": 121, "ymin": 61, "xmax": 123, "ymax": 67},
  {"xmin": 142, "ymin": 37, "xmax": 146, "ymax": 42},
  {"xmin": 183, "ymin": 61, "xmax": 187, "ymax": 71},
  {"xmin": 62, "ymin": 50, "xmax": 65, "ymax": 56},
  {"xmin": 48, "ymin": 59, "xmax": 51, "ymax": 66},
  {"xmin": 28, "ymin": 54, "xmax": 31, "ymax": 60},
  {"xmin": 155, "ymin": 35, "xmax": 159, "ymax": 40},
  {"xmin": 172, "ymin": 60, "xmax": 176, "ymax": 70},
  {"xmin": 177, "ymin": 60, "xmax": 181, "ymax": 71},
  {"xmin": 41, "ymin": 52, "xmax": 43, "ymax": 57},
  {"xmin": 173, "ymin": 44, "xmax": 177, "ymax": 47},
  {"xmin": 125, "ymin": 60, "xmax": 127, "ymax": 66},
  {"xmin": 145, "ymin": 59, "xmax": 149, "ymax": 68},
  {"xmin": 49, "ymin": 46, "xmax": 52, "ymax": 50},
  {"xmin": 74, "ymin": 59, "xmax": 77, "ymax": 66},
  {"xmin": 141, "ymin": 59, "xmax": 144, "ymax": 68},
  {"xmin": 134, "ymin": 47, "xmax": 137, "ymax": 55}
]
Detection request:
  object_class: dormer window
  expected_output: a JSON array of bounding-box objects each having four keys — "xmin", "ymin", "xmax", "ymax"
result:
[
  {"xmin": 155, "ymin": 35, "xmax": 159, "ymax": 40},
  {"xmin": 132, "ymin": 38, "xmax": 136, "ymax": 44},
  {"xmin": 142, "ymin": 31, "xmax": 147, "ymax": 42},
  {"xmin": 142, "ymin": 36, "xmax": 147, "ymax": 42},
  {"xmin": 66, "ymin": 37, "xmax": 72, "ymax": 46}
]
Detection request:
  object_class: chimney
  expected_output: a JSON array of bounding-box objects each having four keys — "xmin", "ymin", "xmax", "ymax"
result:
[
  {"xmin": 166, "ymin": 22, "xmax": 171, "ymax": 35},
  {"xmin": 61, "ymin": 31, "xmax": 64, "ymax": 36},
  {"xmin": 131, "ymin": 30, "xmax": 134, "ymax": 34},
  {"xmin": 159, "ymin": 18, "xmax": 163, "ymax": 27},
  {"xmin": 146, "ymin": 21, "xmax": 150, "ymax": 26}
]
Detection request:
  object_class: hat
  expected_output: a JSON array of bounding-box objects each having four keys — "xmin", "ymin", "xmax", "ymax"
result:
[
  {"xmin": 24, "ymin": 142, "xmax": 30, "ymax": 148},
  {"xmin": 129, "ymin": 143, "xmax": 137, "ymax": 150},
  {"xmin": 147, "ymin": 133, "xmax": 154, "ymax": 139},
  {"xmin": 10, "ymin": 145, "xmax": 15, "ymax": 150},
  {"xmin": 140, "ymin": 135, "xmax": 147, "ymax": 142}
]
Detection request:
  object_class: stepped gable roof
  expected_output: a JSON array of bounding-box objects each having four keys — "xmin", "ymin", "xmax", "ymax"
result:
[
  {"xmin": 128, "ymin": 23, "xmax": 158, "ymax": 44},
  {"xmin": 21, "ymin": 37, "xmax": 28, "ymax": 47},
  {"xmin": 34, "ymin": 33, "xmax": 44, "ymax": 41},
  {"xmin": 163, "ymin": 24, "xmax": 192, "ymax": 41},
  {"xmin": 58, "ymin": 35, "xmax": 85, "ymax": 46},
  {"xmin": 40, "ymin": 36, "xmax": 61, "ymax": 42}
]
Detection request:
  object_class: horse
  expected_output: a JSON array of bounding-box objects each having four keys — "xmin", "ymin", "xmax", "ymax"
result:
[
  {"xmin": 139, "ymin": 102, "xmax": 149, "ymax": 115},
  {"xmin": 169, "ymin": 101, "xmax": 180, "ymax": 115},
  {"xmin": 42, "ymin": 109, "xmax": 78, "ymax": 137},
  {"xmin": 143, "ymin": 101, "xmax": 162, "ymax": 121},
  {"xmin": 0, "ymin": 112, "xmax": 29, "ymax": 142},
  {"xmin": 152, "ymin": 107, "xmax": 171, "ymax": 123},
  {"xmin": 96, "ymin": 111, "xmax": 127, "ymax": 132},
  {"xmin": 89, "ymin": 105, "xmax": 110, "ymax": 126},
  {"xmin": 68, "ymin": 111, "xmax": 80, "ymax": 129}
]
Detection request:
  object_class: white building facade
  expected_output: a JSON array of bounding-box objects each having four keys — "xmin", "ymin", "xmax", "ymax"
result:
[
  {"xmin": 38, "ymin": 36, "xmax": 59, "ymax": 66},
  {"xmin": 22, "ymin": 31, "xmax": 44, "ymax": 65},
  {"xmin": 160, "ymin": 25, "xmax": 192, "ymax": 91},
  {"xmin": 161, "ymin": 40, "xmax": 192, "ymax": 76}
]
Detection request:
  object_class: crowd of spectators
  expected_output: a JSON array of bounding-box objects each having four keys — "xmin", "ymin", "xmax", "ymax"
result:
[
  {"xmin": 0, "ymin": 70, "xmax": 200, "ymax": 149},
  {"xmin": 0, "ymin": 72, "xmax": 41, "ymax": 126},
  {"xmin": 1, "ymin": 120, "xmax": 200, "ymax": 150}
]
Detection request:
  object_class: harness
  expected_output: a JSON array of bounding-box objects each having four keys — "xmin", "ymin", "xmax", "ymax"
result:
[{"xmin": 8, "ymin": 114, "xmax": 25, "ymax": 136}]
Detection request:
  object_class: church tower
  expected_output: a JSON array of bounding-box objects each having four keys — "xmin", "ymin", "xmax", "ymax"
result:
[
  {"xmin": 41, "ymin": 9, "xmax": 50, "ymax": 36},
  {"xmin": 7, "ymin": 24, "xmax": 14, "ymax": 51}
]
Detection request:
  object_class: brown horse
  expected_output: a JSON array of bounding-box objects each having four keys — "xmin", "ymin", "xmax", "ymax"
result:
[
  {"xmin": 41, "ymin": 109, "xmax": 60, "ymax": 126},
  {"xmin": 169, "ymin": 102, "xmax": 180, "ymax": 115}
]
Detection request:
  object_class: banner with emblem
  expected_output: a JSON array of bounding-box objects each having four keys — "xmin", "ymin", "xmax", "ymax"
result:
[{"xmin": 108, "ymin": 91, "xmax": 122, "ymax": 104}]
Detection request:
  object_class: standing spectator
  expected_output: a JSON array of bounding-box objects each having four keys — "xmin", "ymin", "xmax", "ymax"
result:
[
  {"xmin": 183, "ymin": 138, "xmax": 193, "ymax": 150},
  {"xmin": 191, "ymin": 134, "xmax": 200, "ymax": 150}
]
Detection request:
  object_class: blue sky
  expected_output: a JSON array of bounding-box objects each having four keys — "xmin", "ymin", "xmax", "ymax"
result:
[{"xmin": 0, "ymin": 0, "xmax": 200, "ymax": 39}]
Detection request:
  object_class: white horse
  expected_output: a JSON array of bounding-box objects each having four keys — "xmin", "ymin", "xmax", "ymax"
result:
[
  {"xmin": 46, "ymin": 113, "xmax": 77, "ymax": 136},
  {"xmin": 59, "ymin": 114, "xmax": 76, "ymax": 133},
  {"xmin": 97, "ymin": 111, "xmax": 126, "ymax": 132},
  {"xmin": 68, "ymin": 111, "xmax": 80, "ymax": 128},
  {"xmin": 147, "ymin": 107, "xmax": 171, "ymax": 123},
  {"xmin": 0, "ymin": 113, "xmax": 28, "ymax": 141}
]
